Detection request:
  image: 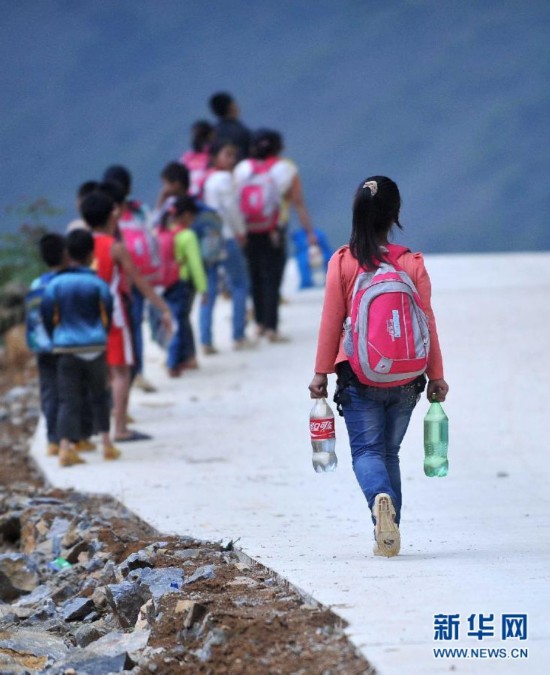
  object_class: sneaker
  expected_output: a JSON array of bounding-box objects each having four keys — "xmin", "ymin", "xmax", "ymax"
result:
[
  {"xmin": 59, "ymin": 448, "xmax": 86, "ymax": 468},
  {"xmin": 47, "ymin": 443, "xmax": 59, "ymax": 456},
  {"xmin": 234, "ymin": 338, "xmax": 257, "ymax": 351},
  {"xmin": 372, "ymin": 493, "xmax": 400, "ymax": 557},
  {"xmin": 74, "ymin": 439, "xmax": 96, "ymax": 452},
  {"xmin": 103, "ymin": 444, "xmax": 121, "ymax": 461},
  {"xmin": 133, "ymin": 374, "xmax": 157, "ymax": 393},
  {"xmin": 203, "ymin": 345, "xmax": 219, "ymax": 356}
]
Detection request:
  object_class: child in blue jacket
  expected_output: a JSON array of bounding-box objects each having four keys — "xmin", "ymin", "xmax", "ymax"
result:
[
  {"xmin": 41, "ymin": 230, "xmax": 120, "ymax": 467},
  {"xmin": 25, "ymin": 233, "xmax": 66, "ymax": 456}
]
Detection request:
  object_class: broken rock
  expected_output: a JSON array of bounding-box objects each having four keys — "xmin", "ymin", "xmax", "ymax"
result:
[
  {"xmin": 175, "ymin": 600, "xmax": 208, "ymax": 629},
  {"xmin": 105, "ymin": 580, "xmax": 150, "ymax": 629},
  {"xmin": 0, "ymin": 553, "xmax": 39, "ymax": 601},
  {"xmin": 0, "ymin": 627, "xmax": 69, "ymax": 663},
  {"xmin": 129, "ymin": 566, "xmax": 184, "ymax": 601},
  {"xmin": 62, "ymin": 596, "xmax": 95, "ymax": 622}
]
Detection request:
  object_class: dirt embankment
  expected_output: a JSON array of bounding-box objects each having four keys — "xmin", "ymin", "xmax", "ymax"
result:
[{"xmin": 0, "ymin": 363, "xmax": 374, "ymax": 674}]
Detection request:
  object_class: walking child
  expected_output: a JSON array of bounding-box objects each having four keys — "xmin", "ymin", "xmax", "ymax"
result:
[
  {"xmin": 180, "ymin": 120, "xmax": 215, "ymax": 198},
  {"xmin": 66, "ymin": 181, "xmax": 100, "ymax": 232},
  {"xmin": 234, "ymin": 128, "xmax": 317, "ymax": 342},
  {"xmin": 309, "ymin": 176, "xmax": 449, "ymax": 557},
  {"xmin": 209, "ymin": 92, "xmax": 251, "ymax": 162},
  {"xmin": 158, "ymin": 196, "xmax": 207, "ymax": 376},
  {"xmin": 153, "ymin": 162, "xmax": 191, "ymax": 227},
  {"xmin": 41, "ymin": 230, "xmax": 120, "ymax": 467},
  {"xmin": 102, "ymin": 166, "xmax": 159, "ymax": 393},
  {"xmin": 80, "ymin": 191, "xmax": 172, "ymax": 442},
  {"xmin": 25, "ymin": 233, "xmax": 66, "ymax": 456},
  {"xmin": 202, "ymin": 139, "xmax": 252, "ymax": 352}
]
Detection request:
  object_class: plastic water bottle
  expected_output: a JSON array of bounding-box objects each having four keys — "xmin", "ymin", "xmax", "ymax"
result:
[
  {"xmin": 423, "ymin": 397, "xmax": 449, "ymax": 477},
  {"xmin": 48, "ymin": 557, "xmax": 72, "ymax": 572},
  {"xmin": 308, "ymin": 245, "xmax": 326, "ymax": 287},
  {"xmin": 310, "ymin": 398, "xmax": 337, "ymax": 473}
]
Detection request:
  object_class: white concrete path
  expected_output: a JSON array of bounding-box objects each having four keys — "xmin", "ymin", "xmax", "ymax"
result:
[{"xmin": 31, "ymin": 254, "xmax": 550, "ymax": 674}]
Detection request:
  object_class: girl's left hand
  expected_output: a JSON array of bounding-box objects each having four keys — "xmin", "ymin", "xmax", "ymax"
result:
[
  {"xmin": 427, "ymin": 378, "xmax": 449, "ymax": 402},
  {"xmin": 309, "ymin": 373, "xmax": 328, "ymax": 399}
]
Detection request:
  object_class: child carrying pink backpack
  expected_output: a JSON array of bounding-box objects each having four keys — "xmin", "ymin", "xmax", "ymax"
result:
[
  {"xmin": 343, "ymin": 243, "xmax": 430, "ymax": 387},
  {"xmin": 309, "ymin": 176, "xmax": 449, "ymax": 558}
]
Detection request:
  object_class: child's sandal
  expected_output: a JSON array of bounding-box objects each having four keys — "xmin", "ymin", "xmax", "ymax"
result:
[
  {"xmin": 103, "ymin": 444, "xmax": 121, "ymax": 461},
  {"xmin": 59, "ymin": 450, "xmax": 86, "ymax": 467}
]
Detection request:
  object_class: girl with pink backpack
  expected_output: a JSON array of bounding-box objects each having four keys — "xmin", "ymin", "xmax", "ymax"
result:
[
  {"xmin": 309, "ymin": 176, "xmax": 449, "ymax": 558},
  {"xmin": 180, "ymin": 120, "xmax": 215, "ymax": 199}
]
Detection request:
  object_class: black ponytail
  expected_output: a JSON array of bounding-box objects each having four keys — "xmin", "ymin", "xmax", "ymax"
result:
[{"xmin": 349, "ymin": 175, "xmax": 402, "ymax": 269}]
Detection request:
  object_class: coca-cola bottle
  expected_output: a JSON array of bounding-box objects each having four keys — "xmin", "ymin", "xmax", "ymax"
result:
[{"xmin": 310, "ymin": 398, "xmax": 337, "ymax": 473}]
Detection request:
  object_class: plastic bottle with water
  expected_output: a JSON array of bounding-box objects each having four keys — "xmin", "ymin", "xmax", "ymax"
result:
[
  {"xmin": 308, "ymin": 244, "xmax": 326, "ymax": 287},
  {"xmin": 423, "ymin": 396, "xmax": 449, "ymax": 477},
  {"xmin": 310, "ymin": 398, "xmax": 337, "ymax": 473}
]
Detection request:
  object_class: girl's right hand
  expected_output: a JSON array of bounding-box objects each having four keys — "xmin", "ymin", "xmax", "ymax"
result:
[{"xmin": 308, "ymin": 373, "xmax": 328, "ymax": 399}]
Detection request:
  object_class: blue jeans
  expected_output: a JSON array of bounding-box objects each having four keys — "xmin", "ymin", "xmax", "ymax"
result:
[
  {"xmin": 200, "ymin": 239, "xmax": 249, "ymax": 345},
  {"xmin": 339, "ymin": 378, "xmax": 422, "ymax": 524},
  {"xmin": 130, "ymin": 286, "xmax": 145, "ymax": 375},
  {"xmin": 199, "ymin": 262, "xmax": 221, "ymax": 347},
  {"xmin": 163, "ymin": 280, "xmax": 196, "ymax": 369}
]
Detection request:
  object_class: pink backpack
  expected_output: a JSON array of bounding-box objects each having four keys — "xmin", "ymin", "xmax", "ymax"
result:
[
  {"xmin": 238, "ymin": 158, "xmax": 280, "ymax": 232},
  {"xmin": 181, "ymin": 151, "xmax": 210, "ymax": 198},
  {"xmin": 343, "ymin": 245, "xmax": 430, "ymax": 387},
  {"xmin": 119, "ymin": 204, "xmax": 159, "ymax": 280},
  {"xmin": 155, "ymin": 226, "xmax": 183, "ymax": 289}
]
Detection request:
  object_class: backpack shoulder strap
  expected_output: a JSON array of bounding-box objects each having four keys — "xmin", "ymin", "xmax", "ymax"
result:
[
  {"xmin": 264, "ymin": 157, "xmax": 279, "ymax": 171},
  {"xmin": 383, "ymin": 244, "xmax": 410, "ymax": 269},
  {"xmin": 250, "ymin": 158, "xmax": 278, "ymax": 175}
]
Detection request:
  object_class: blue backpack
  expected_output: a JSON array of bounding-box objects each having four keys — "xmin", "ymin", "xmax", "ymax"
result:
[
  {"xmin": 25, "ymin": 271, "xmax": 56, "ymax": 353},
  {"xmin": 193, "ymin": 201, "xmax": 226, "ymax": 265}
]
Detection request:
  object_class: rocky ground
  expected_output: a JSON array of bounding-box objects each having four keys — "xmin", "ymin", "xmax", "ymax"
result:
[{"xmin": 0, "ymin": 363, "xmax": 374, "ymax": 674}]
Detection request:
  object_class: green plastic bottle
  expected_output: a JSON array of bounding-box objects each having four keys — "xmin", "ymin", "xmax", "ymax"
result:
[
  {"xmin": 48, "ymin": 557, "xmax": 72, "ymax": 572},
  {"xmin": 423, "ymin": 397, "xmax": 449, "ymax": 477}
]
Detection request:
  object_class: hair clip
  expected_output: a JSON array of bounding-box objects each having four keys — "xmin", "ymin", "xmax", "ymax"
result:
[{"xmin": 363, "ymin": 180, "xmax": 378, "ymax": 196}]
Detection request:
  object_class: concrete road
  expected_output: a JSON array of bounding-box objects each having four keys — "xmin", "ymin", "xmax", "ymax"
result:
[{"xmin": 31, "ymin": 254, "xmax": 550, "ymax": 674}]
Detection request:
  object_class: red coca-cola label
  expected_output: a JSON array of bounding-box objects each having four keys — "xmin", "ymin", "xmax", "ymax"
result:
[{"xmin": 310, "ymin": 417, "xmax": 335, "ymax": 440}]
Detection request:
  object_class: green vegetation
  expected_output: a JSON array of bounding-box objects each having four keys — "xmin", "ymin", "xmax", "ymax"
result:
[{"xmin": 1, "ymin": 198, "xmax": 64, "ymax": 287}]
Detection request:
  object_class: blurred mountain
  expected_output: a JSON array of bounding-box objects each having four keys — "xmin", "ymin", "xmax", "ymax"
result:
[{"xmin": 1, "ymin": 0, "xmax": 548, "ymax": 252}]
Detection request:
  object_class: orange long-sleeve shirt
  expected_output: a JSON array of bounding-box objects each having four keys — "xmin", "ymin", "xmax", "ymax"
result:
[{"xmin": 314, "ymin": 245, "xmax": 444, "ymax": 381}]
